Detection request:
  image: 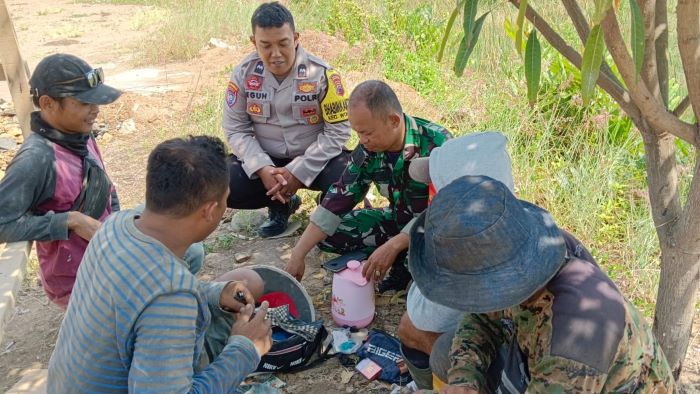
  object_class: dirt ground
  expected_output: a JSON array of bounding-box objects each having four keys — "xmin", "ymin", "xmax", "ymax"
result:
[{"xmin": 0, "ymin": 0, "xmax": 698, "ymax": 392}]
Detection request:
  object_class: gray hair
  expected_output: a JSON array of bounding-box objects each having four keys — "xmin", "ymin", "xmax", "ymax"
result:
[{"xmin": 349, "ymin": 80, "xmax": 403, "ymax": 119}]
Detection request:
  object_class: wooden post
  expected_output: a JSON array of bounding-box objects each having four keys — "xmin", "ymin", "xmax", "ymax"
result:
[{"xmin": 0, "ymin": 0, "xmax": 33, "ymax": 138}]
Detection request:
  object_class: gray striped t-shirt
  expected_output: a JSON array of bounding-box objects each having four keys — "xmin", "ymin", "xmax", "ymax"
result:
[{"xmin": 48, "ymin": 210, "xmax": 260, "ymax": 393}]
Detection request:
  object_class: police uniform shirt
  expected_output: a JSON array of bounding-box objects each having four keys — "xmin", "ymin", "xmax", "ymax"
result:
[{"xmin": 223, "ymin": 44, "xmax": 351, "ymax": 186}]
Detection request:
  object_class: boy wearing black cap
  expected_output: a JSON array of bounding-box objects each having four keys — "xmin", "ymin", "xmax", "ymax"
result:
[{"xmin": 0, "ymin": 53, "xmax": 121, "ymax": 308}]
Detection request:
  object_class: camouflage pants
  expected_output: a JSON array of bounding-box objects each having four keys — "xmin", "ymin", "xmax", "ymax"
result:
[
  {"xmin": 431, "ymin": 327, "xmax": 529, "ymax": 393},
  {"xmin": 319, "ymin": 208, "xmax": 406, "ymax": 262}
]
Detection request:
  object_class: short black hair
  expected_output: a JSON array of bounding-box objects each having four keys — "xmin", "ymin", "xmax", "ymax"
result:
[
  {"xmin": 251, "ymin": 2, "xmax": 295, "ymax": 32},
  {"xmin": 146, "ymin": 135, "xmax": 229, "ymax": 217},
  {"xmin": 349, "ymin": 80, "xmax": 403, "ymax": 119}
]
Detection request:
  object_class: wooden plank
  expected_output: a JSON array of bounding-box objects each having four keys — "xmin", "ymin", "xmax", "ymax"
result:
[
  {"xmin": 0, "ymin": 241, "xmax": 30, "ymax": 345},
  {"xmin": 0, "ymin": 0, "xmax": 33, "ymax": 138}
]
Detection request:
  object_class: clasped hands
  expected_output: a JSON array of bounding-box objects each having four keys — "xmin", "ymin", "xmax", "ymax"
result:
[{"xmin": 257, "ymin": 165, "xmax": 303, "ymax": 204}]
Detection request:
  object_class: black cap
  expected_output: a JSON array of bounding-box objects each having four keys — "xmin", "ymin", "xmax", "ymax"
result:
[{"xmin": 29, "ymin": 53, "xmax": 121, "ymax": 105}]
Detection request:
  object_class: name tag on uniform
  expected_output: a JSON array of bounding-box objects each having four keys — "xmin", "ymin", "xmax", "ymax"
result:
[
  {"xmin": 246, "ymin": 90, "xmax": 272, "ymax": 101},
  {"xmin": 293, "ymin": 93, "xmax": 319, "ymax": 103}
]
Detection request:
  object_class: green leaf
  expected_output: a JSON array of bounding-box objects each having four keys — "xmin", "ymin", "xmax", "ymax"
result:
[
  {"xmin": 504, "ymin": 17, "xmax": 517, "ymax": 41},
  {"xmin": 453, "ymin": 12, "xmax": 489, "ymax": 77},
  {"xmin": 524, "ymin": 30, "xmax": 541, "ymax": 106},
  {"xmin": 515, "ymin": 0, "xmax": 528, "ymax": 56},
  {"xmin": 454, "ymin": 35, "xmax": 470, "ymax": 76},
  {"xmin": 629, "ymin": 0, "xmax": 644, "ymax": 79},
  {"xmin": 463, "ymin": 0, "xmax": 479, "ymax": 45},
  {"xmin": 581, "ymin": 25, "xmax": 606, "ymax": 105},
  {"xmin": 438, "ymin": 1, "xmax": 464, "ymax": 62}
]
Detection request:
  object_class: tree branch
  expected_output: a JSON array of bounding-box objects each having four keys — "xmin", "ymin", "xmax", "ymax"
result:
[
  {"xmin": 677, "ymin": 0, "xmax": 700, "ymax": 123},
  {"xmin": 561, "ymin": 0, "xmax": 624, "ymax": 89},
  {"xmin": 508, "ymin": 0, "xmax": 646, "ymax": 131},
  {"xmin": 656, "ymin": 0, "xmax": 670, "ymax": 107},
  {"xmin": 640, "ymin": 0, "xmax": 661, "ymax": 102},
  {"xmin": 680, "ymin": 149, "xmax": 700, "ymax": 249},
  {"xmin": 600, "ymin": 9, "xmax": 699, "ymax": 145},
  {"xmin": 673, "ymin": 96, "xmax": 691, "ymax": 117}
]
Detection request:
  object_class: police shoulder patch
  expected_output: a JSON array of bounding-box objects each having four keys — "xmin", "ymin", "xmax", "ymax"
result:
[
  {"xmin": 321, "ymin": 69, "xmax": 349, "ymax": 124},
  {"xmin": 226, "ymin": 81, "xmax": 239, "ymax": 108}
]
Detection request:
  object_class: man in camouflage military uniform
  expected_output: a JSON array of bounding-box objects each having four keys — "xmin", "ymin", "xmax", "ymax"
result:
[
  {"xmin": 285, "ymin": 80, "xmax": 451, "ymax": 293},
  {"xmin": 223, "ymin": 2, "xmax": 351, "ymax": 237},
  {"xmin": 408, "ymin": 175, "xmax": 674, "ymax": 393}
]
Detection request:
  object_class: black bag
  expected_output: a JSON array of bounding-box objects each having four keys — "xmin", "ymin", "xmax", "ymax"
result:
[{"xmin": 255, "ymin": 324, "xmax": 332, "ymax": 373}]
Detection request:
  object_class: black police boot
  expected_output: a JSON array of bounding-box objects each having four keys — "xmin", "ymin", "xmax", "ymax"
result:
[
  {"xmin": 377, "ymin": 257, "xmax": 413, "ymax": 294},
  {"xmin": 258, "ymin": 195, "xmax": 301, "ymax": 238}
]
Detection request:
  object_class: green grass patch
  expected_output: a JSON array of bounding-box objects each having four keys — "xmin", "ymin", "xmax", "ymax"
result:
[{"xmin": 80, "ymin": 0, "xmax": 258, "ymax": 64}]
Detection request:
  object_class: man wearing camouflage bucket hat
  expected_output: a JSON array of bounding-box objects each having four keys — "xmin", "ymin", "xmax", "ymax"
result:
[
  {"xmin": 398, "ymin": 132, "xmax": 515, "ymax": 390},
  {"xmin": 410, "ymin": 175, "xmax": 674, "ymax": 393}
]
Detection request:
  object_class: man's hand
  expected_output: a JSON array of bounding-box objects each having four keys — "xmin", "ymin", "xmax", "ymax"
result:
[
  {"xmin": 231, "ymin": 301, "xmax": 272, "ymax": 357},
  {"xmin": 285, "ymin": 223, "xmax": 328, "ymax": 281},
  {"xmin": 220, "ymin": 281, "xmax": 255, "ymax": 313},
  {"xmin": 256, "ymin": 166, "xmax": 287, "ymax": 202},
  {"xmin": 362, "ymin": 233, "xmax": 408, "ymax": 281},
  {"xmin": 67, "ymin": 211, "xmax": 102, "ymax": 241},
  {"xmin": 268, "ymin": 167, "xmax": 303, "ymax": 201},
  {"xmin": 285, "ymin": 253, "xmax": 306, "ymax": 281}
]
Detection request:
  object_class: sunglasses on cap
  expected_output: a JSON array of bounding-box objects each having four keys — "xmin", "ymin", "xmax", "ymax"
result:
[
  {"xmin": 35, "ymin": 67, "xmax": 106, "ymax": 98},
  {"xmin": 54, "ymin": 67, "xmax": 105, "ymax": 88}
]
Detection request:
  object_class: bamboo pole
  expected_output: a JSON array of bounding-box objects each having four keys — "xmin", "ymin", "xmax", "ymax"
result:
[{"xmin": 0, "ymin": 0, "xmax": 33, "ymax": 138}]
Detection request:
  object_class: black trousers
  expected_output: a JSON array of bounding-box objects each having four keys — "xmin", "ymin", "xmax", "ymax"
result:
[{"xmin": 227, "ymin": 151, "xmax": 351, "ymax": 210}]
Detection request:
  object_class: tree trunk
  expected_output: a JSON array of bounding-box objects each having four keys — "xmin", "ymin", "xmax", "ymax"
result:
[
  {"xmin": 644, "ymin": 129, "xmax": 700, "ymax": 378},
  {"xmin": 655, "ymin": 232, "xmax": 700, "ymax": 378},
  {"xmin": 508, "ymin": 0, "xmax": 700, "ymax": 375}
]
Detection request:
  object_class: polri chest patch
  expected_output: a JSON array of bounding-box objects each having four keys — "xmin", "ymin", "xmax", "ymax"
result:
[
  {"xmin": 247, "ymin": 101, "xmax": 271, "ymax": 118},
  {"xmin": 296, "ymin": 81, "xmax": 318, "ymax": 94}
]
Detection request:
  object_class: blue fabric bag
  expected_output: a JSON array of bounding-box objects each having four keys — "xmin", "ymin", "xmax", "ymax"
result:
[{"xmin": 357, "ymin": 329, "xmax": 413, "ymax": 385}]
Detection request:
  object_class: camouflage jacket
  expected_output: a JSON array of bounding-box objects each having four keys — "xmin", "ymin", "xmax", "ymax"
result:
[
  {"xmin": 309, "ymin": 114, "xmax": 451, "ymax": 236},
  {"xmin": 448, "ymin": 240, "xmax": 675, "ymax": 393}
]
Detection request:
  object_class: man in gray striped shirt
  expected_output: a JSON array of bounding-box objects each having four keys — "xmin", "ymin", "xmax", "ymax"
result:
[{"xmin": 48, "ymin": 136, "xmax": 272, "ymax": 393}]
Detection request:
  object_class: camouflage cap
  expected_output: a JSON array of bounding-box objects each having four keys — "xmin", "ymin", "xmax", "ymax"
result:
[{"xmin": 29, "ymin": 53, "xmax": 121, "ymax": 105}]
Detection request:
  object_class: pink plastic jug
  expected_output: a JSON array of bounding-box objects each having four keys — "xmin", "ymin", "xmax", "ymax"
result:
[{"xmin": 332, "ymin": 260, "xmax": 375, "ymax": 328}]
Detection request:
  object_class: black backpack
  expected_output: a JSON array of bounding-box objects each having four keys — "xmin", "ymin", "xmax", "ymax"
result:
[{"xmin": 255, "ymin": 323, "xmax": 332, "ymax": 373}]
